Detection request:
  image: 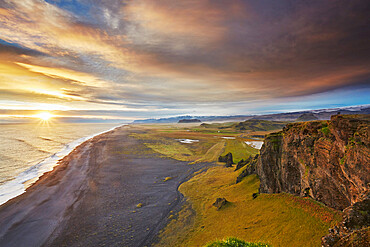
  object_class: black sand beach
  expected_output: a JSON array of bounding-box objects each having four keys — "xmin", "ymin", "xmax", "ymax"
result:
[{"xmin": 0, "ymin": 126, "xmax": 210, "ymax": 247}]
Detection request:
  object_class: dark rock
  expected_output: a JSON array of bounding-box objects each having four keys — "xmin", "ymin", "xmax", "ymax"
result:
[
  {"xmin": 235, "ymin": 156, "xmax": 252, "ymax": 171},
  {"xmin": 236, "ymin": 155, "xmax": 258, "ymax": 183},
  {"xmin": 178, "ymin": 119, "xmax": 201, "ymax": 123},
  {"xmin": 212, "ymin": 198, "xmax": 228, "ymax": 210},
  {"xmin": 218, "ymin": 152, "xmax": 234, "ymax": 167},
  {"xmin": 257, "ymin": 114, "xmax": 370, "ymax": 210},
  {"xmin": 303, "ymin": 187, "xmax": 311, "ymax": 197},
  {"xmin": 252, "ymin": 193, "xmax": 259, "ymax": 199},
  {"xmin": 322, "ymin": 192, "xmax": 370, "ymax": 246}
]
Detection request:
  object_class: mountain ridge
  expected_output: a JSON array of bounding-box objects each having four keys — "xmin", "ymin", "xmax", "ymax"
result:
[{"xmin": 132, "ymin": 105, "xmax": 370, "ymax": 124}]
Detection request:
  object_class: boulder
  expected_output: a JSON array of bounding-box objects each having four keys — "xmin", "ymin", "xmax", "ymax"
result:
[
  {"xmin": 322, "ymin": 192, "xmax": 370, "ymax": 247},
  {"xmin": 235, "ymin": 156, "xmax": 252, "ymax": 171},
  {"xmin": 218, "ymin": 152, "xmax": 234, "ymax": 167},
  {"xmin": 212, "ymin": 198, "xmax": 228, "ymax": 210},
  {"xmin": 236, "ymin": 155, "xmax": 258, "ymax": 183}
]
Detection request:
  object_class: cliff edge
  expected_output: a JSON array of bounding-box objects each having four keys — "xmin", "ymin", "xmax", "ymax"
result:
[{"xmin": 257, "ymin": 114, "xmax": 369, "ymax": 210}]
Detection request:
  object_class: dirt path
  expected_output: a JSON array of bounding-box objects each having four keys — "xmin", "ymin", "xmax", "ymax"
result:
[{"xmin": 0, "ymin": 126, "xmax": 210, "ymax": 247}]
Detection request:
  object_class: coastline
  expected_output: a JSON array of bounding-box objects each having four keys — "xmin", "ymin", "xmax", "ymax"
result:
[
  {"xmin": 0, "ymin": 125, "xmax": 210, "ymax": 247},
  {"xmin": 0, "ymin": 124, "xmax": 123, "ymax": 206}
]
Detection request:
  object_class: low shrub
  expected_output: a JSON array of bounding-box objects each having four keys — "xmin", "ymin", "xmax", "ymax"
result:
[
  {"xmin": 320, "ymin": 127, "xmax": 330, "ymax": 136},
  {"xmin": 206, "ymin": 237, "xmax": 271, "ymax": 247}
]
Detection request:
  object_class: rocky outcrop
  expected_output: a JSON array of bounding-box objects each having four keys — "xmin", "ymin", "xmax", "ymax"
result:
[
  {"xmin": 213, "ymin": 198, "xmax": 228, "ymax": 210},
  {"xmin": 236, "ymin": 155, "xmax": 258, "ymax": 184},
  {"xmin": 322, "ymin": 192, "xmax": 370, "ymax": 246},
  {"xmin": 218, "ymin": 153, "xmax": 234, "ymax": 167},
  {"xmin": 296, "ymin": 112, "xmax": 318, "ymax": 122},
  {"xmin": 235, "ymin": 156, "xmax": 252, "ymax": 171},
  {"xmin": 257, "ymin": 114, "xmax": 370, "ymax": 210}
]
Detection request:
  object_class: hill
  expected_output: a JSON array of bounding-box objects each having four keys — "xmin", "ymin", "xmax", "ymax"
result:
[
  {"xmin": 238, "ymin": 114, "xmax": 370, "ymax": 246},
  {"xmin": 178, "ymin": 119, "xmax": 201, "ymax": 123},
  {"xmin": 132, "ymin": 105, "xmax": 370, "ymax": 124},
  {"xmin": 296, "ymin": 113, "xmax": 319, "ymax": 121},
  {"xmin": 200, "ymin": 119, "xmax": 287, "ymax": 132}
]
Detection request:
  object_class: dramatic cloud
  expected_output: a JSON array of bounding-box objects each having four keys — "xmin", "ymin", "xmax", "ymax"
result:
[{"xmin": 0, "ymin": 0, "xmax": 369, "ymax": 120}]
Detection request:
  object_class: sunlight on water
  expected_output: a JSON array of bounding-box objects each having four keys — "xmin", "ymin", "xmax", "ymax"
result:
[{"xmin": 0, "ymin": 122, "xmax": 120, "ymax": 205}]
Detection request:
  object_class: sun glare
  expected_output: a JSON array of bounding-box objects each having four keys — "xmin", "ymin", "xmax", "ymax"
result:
[{"xmin": 34, "ymin": 112, "xmax": 54, "ymax": 121}]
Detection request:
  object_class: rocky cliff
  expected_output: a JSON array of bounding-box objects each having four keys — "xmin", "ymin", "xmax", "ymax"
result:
[{"xmin": 257, "ymin": 114, "xmax": 370, "ymax": 211}]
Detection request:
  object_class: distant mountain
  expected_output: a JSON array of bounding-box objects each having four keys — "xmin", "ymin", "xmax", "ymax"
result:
[
  {"xmin": 132, "ymin": 105, "xmax": 370, "ymax": 124},
  {"xmin": 200, "ymin": 119, "xmax": 287, "ymax": 132},
  {"xmin": 296, "ymin": 113, "xmax": 319, "ymax": 122},
  {"xmin": 178, "ymin": 119, "xmax": 201, "ymax": 123},
  {"xmin": 132, "ymin": 115, "xmax": 252, "ymax": 124}
]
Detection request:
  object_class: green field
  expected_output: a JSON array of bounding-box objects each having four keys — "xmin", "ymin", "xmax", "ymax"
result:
[
  {"xmin": 131, "ymin": 123, "xmax": 261, "ymax": 163},
  {"xmin": 156, "ymin": 167, "xmax": 342, "ymax": 247},
  {"xmin": 130, "ymin": 121, "xmax": 341, "ymax": 247}
]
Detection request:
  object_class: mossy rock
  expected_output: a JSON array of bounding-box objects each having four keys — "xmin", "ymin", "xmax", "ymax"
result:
[{"xmin": 206, "ymin": 237, "xmax": 271, "ymax": 247}]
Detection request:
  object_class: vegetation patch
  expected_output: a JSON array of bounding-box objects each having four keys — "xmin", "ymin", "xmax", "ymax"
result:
[
  {"xmin": 144, "ymin": 142, "xmax": 194, "ymax": 161},
  {"xmin": 156, "ymin": 166, "xmax": 342, "ymax": 247},
  {"xmin": 320, "ymin": 126, "xmax": 330, "ymax": 136},
  {"xmin": 193, "ymin": 141, "xmax": 226, "ymax": 163},
  {"xmin": 163, "ymin": 177, "xmax": 173, "ymax": 182},
  {"xmin": 199, "ymin": 120, "xmax": 287, "ymax": 133},
  {"xmin": 205, "ymin": 237, "xmax": 271, "ymax": 247},
  {"xmin": 221, "ymin": 139, "xmax": 258, "ymax": 163}
]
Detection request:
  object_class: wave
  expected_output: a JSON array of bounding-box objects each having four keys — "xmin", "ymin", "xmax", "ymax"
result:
[
  {"xmin": 12, "ymin": 138, "xmax": 51, "ymax": 154},
  {"xmin": 38, "ymin": 136, "xmax": 65, "ymax": 145},
  {"xmin": 0, "ymin": 124, "xmax": 124, "ymax": 206}
]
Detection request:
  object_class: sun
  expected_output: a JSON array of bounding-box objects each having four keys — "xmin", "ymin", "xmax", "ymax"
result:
[{"xmin": 34, "ymin": 112, "xmax": 54, "ymax": 121}]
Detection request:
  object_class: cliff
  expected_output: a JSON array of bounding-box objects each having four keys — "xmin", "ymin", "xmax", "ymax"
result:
[{"xmin": 257, "ymin": 114, "xmax": 369, "ymax": 210}]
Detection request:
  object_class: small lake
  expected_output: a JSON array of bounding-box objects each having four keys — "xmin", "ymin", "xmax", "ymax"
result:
[{"xmin": 245, "ymin": 141, "xmax": 264, "ymax": 149}]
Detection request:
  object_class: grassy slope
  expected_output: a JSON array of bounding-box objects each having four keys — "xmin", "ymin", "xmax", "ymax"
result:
[
  {"xmin": 206, "ymin": 237, "xmax": 271, "ymax": 247},
  {"xmin": 199, "ymin": 120, "xmax": 288, "ymax": 133},
  {"xmin": 130, "ymin": 126, "xmax": 257, "ymax": 163},
  {"xmin": 155, "ymin": 167, "xmax": 342, "ymax": 247},
  {"xmin": 221, "ymin": 139, "xmax": 258, "ymax": 163},
  {"xmin": 132, "ymin": 123, "xmax": 341, "ymax": 246}
]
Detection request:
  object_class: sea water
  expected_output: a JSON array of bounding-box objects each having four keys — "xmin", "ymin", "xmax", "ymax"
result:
[{"xmin": 0, "ymin": 122, "xmax": 121, "ymax": 205}]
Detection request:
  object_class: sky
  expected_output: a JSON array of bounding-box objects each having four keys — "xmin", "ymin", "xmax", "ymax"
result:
[{"xmin": 0, "ymin": 0, "xmax": 369, "ymax": 122}]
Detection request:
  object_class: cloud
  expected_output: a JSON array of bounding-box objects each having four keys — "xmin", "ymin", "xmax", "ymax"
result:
[
  {"xmin": 15, "ymin": 62, "xmax": 108, "ymax": 87},
  {"xmin": 0, "ymin": 0, "xmax": 369, "ymax": 119}
]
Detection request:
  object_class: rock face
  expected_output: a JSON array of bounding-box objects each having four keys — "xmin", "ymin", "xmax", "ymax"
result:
[
  {"xmin": 236, "ymin": 155, "xmax": 258, "ymax": 184},
  {"xmin": 322, "ymin": 192, "xmax": 370, "ymax": 247},
  {"xmin": 212, "ymin": 198, "xmax": 228, "ymax": 210},
  {"xmin": 218, "ymin": 153, "xmax": 234, "ymax": 167},
  {"xmin": 257, "ymin": 114, "xmax": 370, "ymax": 210},
  {"xmin": 235, "ymin": 156, "xmax": 252, "ymax": 171}
]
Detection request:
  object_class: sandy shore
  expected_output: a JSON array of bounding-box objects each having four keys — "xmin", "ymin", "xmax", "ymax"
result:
[{"xmin": 0, "ymin": 126, "xmax": 210, "ymax": 247}]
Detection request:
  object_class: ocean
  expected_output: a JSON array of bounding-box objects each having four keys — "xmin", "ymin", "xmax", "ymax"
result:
[{"xmin": 0, "ymin": 122, "xmax": 120, "ymax": 205}]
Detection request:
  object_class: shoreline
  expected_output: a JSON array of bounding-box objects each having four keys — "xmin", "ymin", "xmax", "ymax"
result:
[
  {"xmin": 0, "ymin": 125, "xmax": 211, "ymax": 247},
  {"xmin": 0, "ymin": 124, "xmax": 124, "ymax": 206}
]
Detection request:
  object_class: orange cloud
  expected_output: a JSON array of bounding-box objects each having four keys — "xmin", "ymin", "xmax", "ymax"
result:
[
  {"xmin": 15, "ymin": 62, "xmax": 108, "ymax": 87},
  {"xmin": 0, "ymin": 0, "xmax": 369, "ymax": 115}
]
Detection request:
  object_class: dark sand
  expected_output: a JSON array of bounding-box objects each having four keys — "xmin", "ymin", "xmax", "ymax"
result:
[{"xmin": 0, "ymin": 126, "xmax": 210, "ymax": 247}]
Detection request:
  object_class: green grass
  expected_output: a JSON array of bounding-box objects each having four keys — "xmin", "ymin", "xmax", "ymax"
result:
[
  {"xmin": 194, "ymin": 141, "xmax": 226, "ymax": 163},
  {"xmin": 155, "ymin": 167, "xmax": 342, "ymax": 247},
  {"xmin": 144, "ymin": 142, "xmax": 194, "ymax": 161},
  {"xmin": 199, "ymin": 120, "xmax": 288, "ymax": 133},
  {"xmin": 320, "ymin": 126, "xmax": 330, "ymax": 136},
  {"xmin": 222, "ymin": 139, "xmax": 258, "ymax": 163},
  {"xmin": 206, "ymin": 237, "xmax": 271, "ymax": 247},
  {"xmin": 130, "ymin": 128, "xmax": 225, "ymax": 162}
]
